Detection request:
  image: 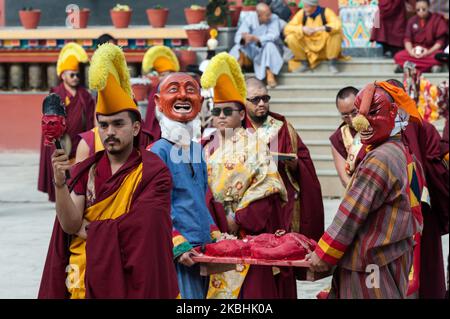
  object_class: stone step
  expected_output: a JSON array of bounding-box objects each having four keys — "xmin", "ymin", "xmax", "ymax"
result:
[
  {"xmin": 270, "ymin": 98, "xmax": 336, "ymax": 113},
  {"xmin": 264, "ymin": 73, "xmax": 448, "ymax": 86},
  {"xmin": 302, "ymin": 140, "xmax": 333, "ymax": 156},
  {"xmin": 310, "ymin": 154, "xmax": 336, "ymax": 171},
  {"xmin": 287, "ymin": 58, "xmax": 397, "ymax": 73},
  {"xmin": 317, "ymin": 171, "xmax": 345, "ymax": 198},
  {"xmin": 279, "ymin": 111, "xmax": 341, "ymax": 126},
  {"xmin": 268, "ymin": 85, "xmax": 358, "ymax": 99}
]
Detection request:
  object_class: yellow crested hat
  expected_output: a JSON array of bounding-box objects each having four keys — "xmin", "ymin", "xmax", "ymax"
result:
[
  {"xmin": 56, "ymin": 42, "xmax": 88, "ymax": 76},
  {"xmin": 200, "ymin": 52, "xmax": 246, "ymax": 106},
  {"xmin": 142, "ymin": 45, "xmax": 180, "ymax": 74},
  {"xmin": 88, "ymin": 43, "xmax": 139, "ymax": 117}
]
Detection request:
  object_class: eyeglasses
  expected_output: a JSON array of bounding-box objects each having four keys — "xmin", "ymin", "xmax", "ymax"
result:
[
  {"xmin": 68, "ymin": 73, "xmax": 80, "ymax": 79},
  {"xmin": 211, "ymin": 107, "xmax": 241, "ymax": 117},
  {"xmin": 340, "ymin": 109, "xmax": 358, "ymax": 119},
  {"xmin": 246, "ymin": 95, "xmax": 271, "ymax": 105}
]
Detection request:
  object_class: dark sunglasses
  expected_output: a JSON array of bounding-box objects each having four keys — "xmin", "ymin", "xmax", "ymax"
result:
[
  {"xmin": 68, "ymin": 72, "xmax": 80, "ymax": 79},
  {"xmin": 246, "ymin": 95, "xmax": 271, "ymax": 105},
  {"xmin": 211, "ymin": 107, "xmax": 241, "ymax": 117}
]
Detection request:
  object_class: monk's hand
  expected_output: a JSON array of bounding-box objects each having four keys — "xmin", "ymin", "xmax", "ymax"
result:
[
  {"xmin": 226, "ymin": 215, "xmax": 239, "ymax": 235},
  {"xmin": 51, "ymin": 149, "xmax": 71, "ymax": 187},
  {"xmin": 177, "ymin": 249, "xmax": 200, "ymax": 267},
  {"xmin": 302, "ymin": 26, "xmax": 315, "ymax": 36},
  {"xmin": 306, "ymin": 251, "xmax": 331, "ymax": 273},
  {"xmin": 75, "ymin": 219, "xmax": 90, "ymax": 240}
]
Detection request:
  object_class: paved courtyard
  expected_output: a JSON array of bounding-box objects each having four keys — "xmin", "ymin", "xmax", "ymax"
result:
[{"xmin": 0, "ymin": 152, "xmax": 447, "ymax": 299}]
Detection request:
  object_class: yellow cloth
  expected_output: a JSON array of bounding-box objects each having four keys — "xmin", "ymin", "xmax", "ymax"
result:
[
  {"xmin": 284, "ymin": 8, "xmax": 343, "ymax": 69},
  {"xmin": 204, "ymin": 128, "xmax": 287, "ymax": 299},
  {"xmin": 67, "ymin": 163, "xmax": 143, "ymax": 299}
]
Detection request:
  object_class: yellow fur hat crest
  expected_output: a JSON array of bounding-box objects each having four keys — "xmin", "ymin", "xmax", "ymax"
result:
[
  {"xmin": 142, "ymin": 45, "xmax": 180, "ymax": 74},
  {"xmin": 57, "ymin": 42, "xmax": 89, "ymax": 76},
  {"xmin": 89, "ymin": 43, "xmax": 139, "ymax": 117},
  {"xmin": 200, "ymin": 52, "xmax": 246, "ymax": 106}
]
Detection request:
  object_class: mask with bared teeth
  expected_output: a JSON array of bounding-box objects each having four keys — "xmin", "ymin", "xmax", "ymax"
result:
[{"xmin": 155, "ymin": 73, "xmax": 203, "ymax": 122}]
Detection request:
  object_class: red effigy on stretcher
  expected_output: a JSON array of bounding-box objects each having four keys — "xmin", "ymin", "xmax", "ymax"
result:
[{"xmin": 192, "ymin": 230, "xmax": 330, "ymax": 281}]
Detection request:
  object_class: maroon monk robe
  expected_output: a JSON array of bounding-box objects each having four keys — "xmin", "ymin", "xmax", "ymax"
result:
[
  {"xmin": 142, "ymin": 84, "xmax": 161, "ymax": 142},
  {"xmin": 441, "ymin": 117, "xmax": 449, "ymax": 157},
  {"xmin": 235, "ymin": 194, "xmax": 290, "ymax": 299},
  {"xmin": 38, "ymin": 148, "xmax": 179, "ymax": 298},
  {"xmin": 246, "ymin": 112, "xmax": 325, "ymax": 241},
  {"xmin": 370, "ymin": 0, "xmax": 408, "ymax": 51},
  {"xmin": 330, "ymin": 121, "xmax": 448, "ymax": 299},
  {"xmin": 394, "ymin": 13, "xmax": 449, "ymax": 72},
  {"xmin": 38, "ymin": 83, "xmax": 95, "ymax": 202},
  {"xmin": 245, "ymin": 112, "xmax": 324, "ymax": 298}
]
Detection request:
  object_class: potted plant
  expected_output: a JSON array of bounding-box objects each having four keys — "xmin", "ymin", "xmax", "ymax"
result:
[
  {"xmin": 287, "ymin": 1, "xmax": 299, "ymax": 18},
  {"xmin": 242, "ymin": 0, "xmax": 257, "ymax": 11},
  {"xmin": 184, "ymin": 5, "xmax": 206, "ymax": 24},
  {"xmin": 228, "ymin": 1, "xmax": 242, "ymax": 27},
  {"xmin": 146, "ymin": 5, "xmax": 169, "ymax": 28},
  {"xmin": 131, "ymin": 77, "xmax": 151, "ymax": 102},
  {"xmin": 184, "ymin": 22, "xmax": 210, "ymax": 48},
  {"xmin": 175, "ymin": 49, "xmax": 198, "ymax": 72},
  {"xmin": 110, "ymin": 4, "xmax": 132, "ymax": 28},
  {"xmin": 66, "ymin": 7, "xmax": 90, "ymax": 29},
  {"xmin": 19, "ymin": 7, "xmax": 41, "ymax": 29},
  {"xmin": 206, "ymin": 0, "xmax": 229, "ymax": 28}
]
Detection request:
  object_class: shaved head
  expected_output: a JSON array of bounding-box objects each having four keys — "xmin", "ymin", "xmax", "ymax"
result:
[
  {"xmin": 256, "ymin": 3, "xmax": 271, "ymax": 24},
  {"xmin": 246, "ymin": 77, "xmax": 267, "ymax": 92}
]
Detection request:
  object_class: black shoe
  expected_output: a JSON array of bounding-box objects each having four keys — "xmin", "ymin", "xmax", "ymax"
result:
[{"xmin": 394, "ymin": 65, "xmax": 403, "ymax": 73}]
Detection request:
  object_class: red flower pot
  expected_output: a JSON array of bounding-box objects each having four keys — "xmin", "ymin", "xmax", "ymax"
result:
[
  {"xmin": 19, "ymin": 10, "xmax": 41, "ymax": 29},
  {"xmin": 289, "ymin": 6, "xmax": 299, "ymax": 19},
  {"xmin": 110, "ymin": 10, "xmax": 132, "ymax": 28},
  {"xmin": 185, "ymin": 29, "xmax": 208, "ymax": 48},
  {"xmin": 146, "ymin": 8, "xmax": 169, "ymax": 28},
  {"xmin": 132, "ymin": 84, "xmax": 150, "ymax": 102},
  {"xmin": 176, "ymin": 50, "xmax": 198, "ymax": 71},
  {"xmin": 229, "ymin": 5, "xmax": 242, "ymax": 27},
  {"xmin": 242, "ymin": 6, "xmax": 256, "ymax": 11},
  {"xmin": 67, "ymin": 8, "xmax": 90, "ymax": 29},
  {"xmin": 184, "ymin": 8, "xmax": 206, "ymax": 24}
]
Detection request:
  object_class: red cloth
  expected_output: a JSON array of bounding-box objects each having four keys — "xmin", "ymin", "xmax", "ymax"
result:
[
  {"xmin": 142, "ymin": 84, "xmax": 161, "ymax": 142},
  {"xmin": 331, "ymin": 121, "xmax": 448, "ymax": 299},
  {"xmin": 78, "ymin": 130, "xmax": 96, "ymax": 158},
  {"xmin": 38, "ymin": 148, "xmax": 179, "ymax": 298},
  {"xmin": 370, "ymin": 0, "xmax": 408, "ymax": 48},
  {"xmin": 38, "ymin": 83, "xmax": 95, "ymax": 202},
  {"xmin": 441, "ymin": 118, "xmax": 449, "ymax": 157}
]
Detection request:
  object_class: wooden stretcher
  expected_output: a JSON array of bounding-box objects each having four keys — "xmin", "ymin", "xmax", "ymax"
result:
[{"xmin": 192, "ymin": 255, "xmax": 331, "ymax": 281}]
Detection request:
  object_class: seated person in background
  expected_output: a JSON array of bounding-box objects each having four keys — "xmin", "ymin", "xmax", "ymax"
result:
[
  {"xmin": 229, "ymin": 2, "xmax": 285, "ymax": 88},
  {"xmin": 394, "ymin": 0, "xmax": 448, "ymax": 73},
  {"xmin": 370, "ymin": 0, "xmax": 412, "ymax": 57},
  {"xmin": 284, "ymin": 0, "xmax": 343, "ymax": 74}
]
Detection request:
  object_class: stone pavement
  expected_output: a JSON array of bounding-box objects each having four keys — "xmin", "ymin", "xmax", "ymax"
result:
[{"xmin": 0, "ymin": 152, "xmax": 447, "ymax": 299}]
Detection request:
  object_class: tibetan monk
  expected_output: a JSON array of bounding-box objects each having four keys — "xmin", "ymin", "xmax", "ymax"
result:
[
  {"xmin": 284, "ymin": 0, "xmax": 343, "ymax": 74},
  {"xmin": 38, "ymin": 43, "xmax": 179, "ymax": 299},
  {"xmin": 243, "ymin": 77, "xmax": 324, "ymax": 298},
  {"xmin": 309, "ymin": 82, "xmax": 426, "ymax": 299},
  {"xmin": 394, "ymin": 0, "xmax": 449, "ymax": 73},
  {"xmin": 38, "ymin": 43, "xmax": 95, "ymax": 202},
  {"xmin": 328, "ymin": 80, "xmax": 448, "ymax": 298},
  {"xmin": 202, "ymin": 53, "xmax": 289, "ymax": 299}
]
